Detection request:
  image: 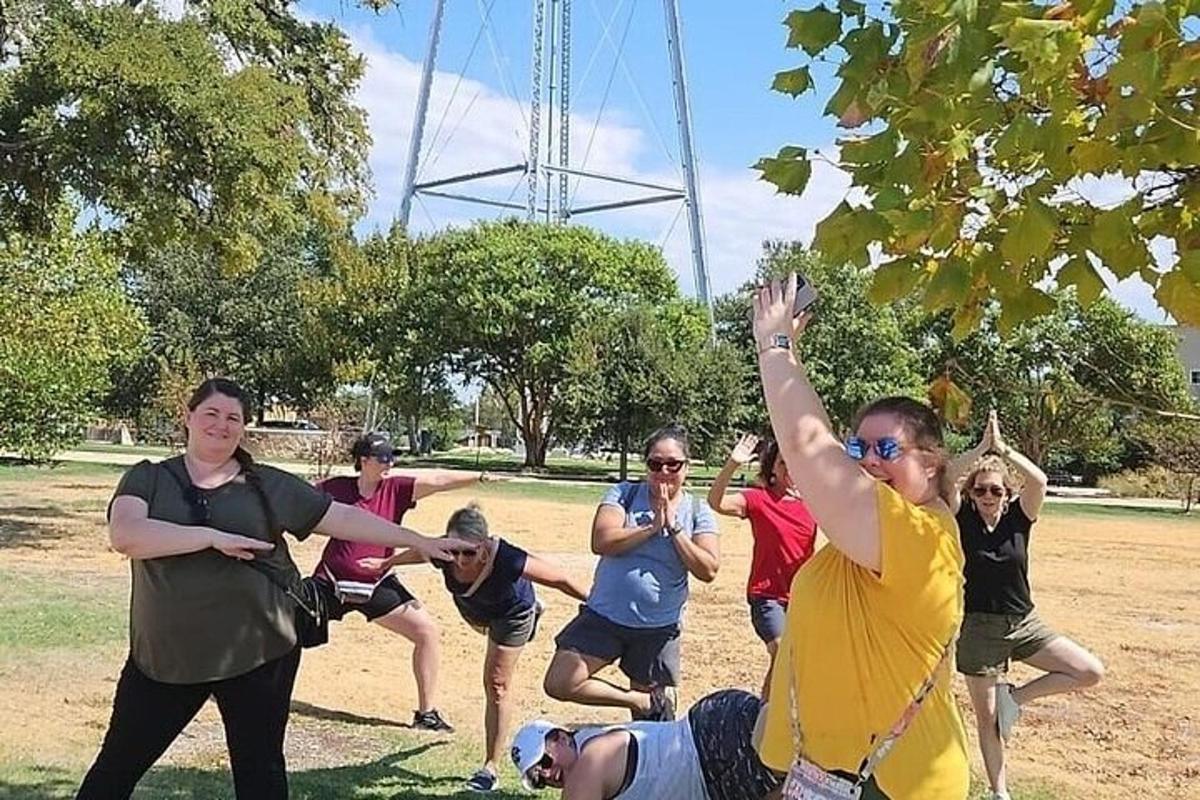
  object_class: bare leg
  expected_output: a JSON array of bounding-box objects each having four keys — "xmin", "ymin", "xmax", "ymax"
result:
[
  {"xmin": 1011, "ymin": 636, "xmax": 1104, "ymax": 706},
  {"xmin": 965, "ymin": 674, "xmax": 1008, "ymax": 795},
  {"xmin": 761, "ymin": 639, "xmax": 780, "ymax": 701},
  {"xmin": 543, "ymin": 650, "xmax": 652, "ymax": 715},
  {"xmin": 482, "ymin": 640, "xmax": 523, "ymax": 772},
  {"xmin": 373, "ymin": 603, "xmax": 442, "ymax": 713}
]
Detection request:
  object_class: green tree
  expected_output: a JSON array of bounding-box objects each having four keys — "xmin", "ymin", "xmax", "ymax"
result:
[
  {"xmin": 1126, "ymin": 417, "xmax": 1200, "ymax": 510},
  {"xmin": 920, "ymin": 291, "xmax": 1196, "ymax": 472},
  {"xmin": 414, "ymin": 219, "xmax": 679, "ymax": 468},
  {"xmin": 0, "ymin": 210, "xmax": 144, "ymax": 458},
  {"xmin": 715, "ymin": 242, "xmax": 927, "ymax": 432},
  {"xmin": 0, "ymin": 0, "xmax": 369, "ymax": 269},
  {"xmin": 306, "ymin": 223, "xmax": 454, "ymax": 453},
  {"xmin": 560, "ymin": 300, "xmax": 748, "ymax": 478},
  {"xmin": 124, "ymin": 231, "xmax": 338, "ymax": 421},
  {"xmin": 759, "ymin": 1, "xmax": 1200, "ymax": 329}
]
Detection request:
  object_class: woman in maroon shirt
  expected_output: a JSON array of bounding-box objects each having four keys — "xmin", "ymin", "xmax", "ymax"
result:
[
  {"xmin": 312, "ymin": 432, "xmax": 499, "ymax": 732},
  {"xmin": 707, "ymin": 433, "xmax": 817, "ymax": 698}
]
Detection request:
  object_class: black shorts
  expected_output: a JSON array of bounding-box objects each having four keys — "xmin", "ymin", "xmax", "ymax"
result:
[
  {"xmin": 688, "ymin": 689, "xmax": 782, "ymax": 800},
  {"xmin": 316, "ymin": 575, "xmax": 416, "ymax": 622},
  {"xmin": 554, "ymin": 606, "xmax": 681, "ymax": 687}
]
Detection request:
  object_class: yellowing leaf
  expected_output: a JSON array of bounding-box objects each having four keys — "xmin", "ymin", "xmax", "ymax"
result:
[
  {"xmin": 784, "ymin": 6, "xmax": 843, "ymax": 56},
  {"xmin": 869, "ymin": 259, "xmax": 923, "ymax": 303},
  {"xmin": 1071, "ymin": 139, "xmax": 1120, "ymax": 174},
  {"xmin": 1000, "ymin": 202, "xmax": 1058, "ymax": 266},
  {"xmin": 998, "ymin": 287, "xmax": 1056, "ymax": 334},
  {"xmin": 928, "ymin": 373, "xmax": 973, "ymax": 427},
  {"xmin": 1057, "ymin": 254, "xmax": 1106, "ymax": 306},
  {"xmin": 923, "ymin": 257, "xmax": 972, "ymax": 311},
  {"xmin": 1155, "ymin": 270, "xmax": 1200, "ymax": 326},
  {"xmin": 771, "ymin": 66, "xmax": 813, "ymax": 97}
]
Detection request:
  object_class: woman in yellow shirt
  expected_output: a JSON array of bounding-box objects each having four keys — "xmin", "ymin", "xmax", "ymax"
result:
[{"xmin": 751, "ymin": 276, "xmax": 969, "ymax": 799}]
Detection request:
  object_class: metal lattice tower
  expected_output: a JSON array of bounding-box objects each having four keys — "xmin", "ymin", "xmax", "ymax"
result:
[{"xmin": 398, "ymin": 0, "xmax": 711, "ymax": 314}]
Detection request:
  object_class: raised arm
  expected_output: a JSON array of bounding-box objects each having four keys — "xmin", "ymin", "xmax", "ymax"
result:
[
  {"xmin": 412, "ymin": 469, "xmax": 502, "ymax": 500},
  {"xmin": 314, "ymin": 502, "xmax": 471, "ymax": 563},
  {"xmin": 990, "ymin": 413, "xmax": 1048, "ymax": 519},
  {"xmin": 590, "ymin": 503, "xmax": 657, "ymax": 556},
  {"xmin": 753, "ymin": 276, "xmax": 883, "ymax": 572},
  {"xmin": 523, "ymin": 553, "xmax": 590, "ymax": 602},
  {"xmin": 943, "ymin": 419, "xmax": 995, "ymax": 515},
  {"xmin": 706, "ymin": 433, "xmax": 758, "ymax": 518},
  {"xmin": 109, "ymin": 496, "xmax": 275, "ymax": 561}
]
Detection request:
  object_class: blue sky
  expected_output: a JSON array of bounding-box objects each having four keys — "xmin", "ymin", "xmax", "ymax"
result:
[{"xmin": 298, "ymin": 0, "xmax": 1165, "ymax": 319}]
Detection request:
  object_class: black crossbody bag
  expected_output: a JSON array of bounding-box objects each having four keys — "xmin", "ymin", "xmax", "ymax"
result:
[{"xmin": 158, "ymin": 461, "xmax": 330, "ymax": 648}]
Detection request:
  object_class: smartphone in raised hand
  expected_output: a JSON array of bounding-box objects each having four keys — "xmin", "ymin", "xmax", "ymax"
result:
[{"xmin": 789, "ymin": 272, "xmax": 818, "ymax": 316}]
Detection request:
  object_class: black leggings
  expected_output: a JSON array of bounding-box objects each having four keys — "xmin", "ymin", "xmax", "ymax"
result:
[{"xmin": 76, "ymin": 648, "xmax": 301, "ymax": 800}]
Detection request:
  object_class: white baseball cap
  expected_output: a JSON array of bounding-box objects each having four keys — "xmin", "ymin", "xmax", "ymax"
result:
[{"xmin": 511, "ymin": 719, "xmax": 561, "ymax": 790}]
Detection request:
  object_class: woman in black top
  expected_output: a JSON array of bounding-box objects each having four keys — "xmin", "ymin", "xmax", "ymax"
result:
[
  {"xmin": 77, "ymin": 379, "xmax": 472, "ymax": 800},
  {"xmin": 946, "ymin": 411, "xmax": 1104, "ymax": 800}
]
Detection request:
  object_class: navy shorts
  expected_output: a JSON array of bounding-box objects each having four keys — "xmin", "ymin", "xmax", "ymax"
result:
[
  {"xmin": 316, "ymin": 575, "xmax": 416, "ymax": 622},
  {"xmin": 748, "ymin": 597, "xmax": 787, "ymax": 643},
  {"xmin": 554, "ymin": 605, "xmax": 681, "ymax": 687}
]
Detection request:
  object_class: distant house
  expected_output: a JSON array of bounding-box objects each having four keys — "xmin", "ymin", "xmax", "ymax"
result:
[
  {"xmin": 1173, "ymin": 326, "xmax": 1200, "ymax": 401},
  {"xmin": 457, "ymin": 427, "xmax": 503, "ymax": 449}
]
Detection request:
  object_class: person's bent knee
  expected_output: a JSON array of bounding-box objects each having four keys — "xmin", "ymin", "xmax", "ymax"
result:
[
  {"xmin": 485, "ymin": 676, "xmax": 511, "ymax": 705},
  {"xmin": 543, "ymin": 654, "xmax": 576, "ymax": 701},
  {"xmin": 1077, "ymin": 654, "xmax": 1105, "ymax": 688}
]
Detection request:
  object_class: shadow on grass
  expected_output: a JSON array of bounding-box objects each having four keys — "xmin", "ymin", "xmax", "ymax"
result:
[
  {"xmin": 0, "ymin": 746, "xmax": 528, "ymax": 799},
  {"xmin": 0, "ymin": 505, "xmax": 80, "ymax": 550},
  {"xmin": 290, "ymin": 700, "xmax": 409, "ymax": 729}
]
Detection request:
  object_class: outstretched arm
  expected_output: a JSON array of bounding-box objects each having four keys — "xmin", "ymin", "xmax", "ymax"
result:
[
  {"xmin": 523, "ymin": 553, "xmax": 589, "ymax": 602},
  {"xmin": 989, "ymin": 412, "xmax": 1048, "ymax": 519},
  {"xmin": 412, "ymin": 469, "xmax": 502, "ymax": 500},
  {"xmin": 314, "ymin": 502, "xmax": 473, "ymax": 563}
]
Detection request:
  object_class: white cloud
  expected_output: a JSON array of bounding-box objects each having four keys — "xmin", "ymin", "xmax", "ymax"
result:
[{"xmin": 342, "ymin": 23, "xmax": 847, "ymax": 299}]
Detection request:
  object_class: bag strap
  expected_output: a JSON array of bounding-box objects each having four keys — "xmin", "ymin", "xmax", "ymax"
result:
[
  {"xmin": 786, "ymin": 632, "xmax": 957, "ymax": 786},
  {"xmin": 458, "ymin": 538, "xmax": 499, "ymax": 599},
  {"xmin": 157, "ymin": 460, "xmax": 318, "ymax": 619}
]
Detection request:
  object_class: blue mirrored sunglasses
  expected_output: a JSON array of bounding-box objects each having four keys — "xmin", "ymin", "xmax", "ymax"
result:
[{"xmin": 845, "ymin": 436, "xmax": 904, "ymax": 462}]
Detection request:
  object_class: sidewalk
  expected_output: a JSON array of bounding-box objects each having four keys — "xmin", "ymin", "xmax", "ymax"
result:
[{"xmin": 15, "ymin": 448, "xmax": 1187, "ymax": 511}]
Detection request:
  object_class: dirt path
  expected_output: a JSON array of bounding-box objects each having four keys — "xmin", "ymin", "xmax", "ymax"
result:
[{"xmin": 0, "ymin": 471, "xmax": 1197, "ymax": 798}]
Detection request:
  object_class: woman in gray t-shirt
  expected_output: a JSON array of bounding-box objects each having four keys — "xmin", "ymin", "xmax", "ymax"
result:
[{"xmin": 77, "ymin": 378, "xmax": 470, "ymax": 800}]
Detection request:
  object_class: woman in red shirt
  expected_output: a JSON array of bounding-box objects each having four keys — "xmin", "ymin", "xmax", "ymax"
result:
[{"xmin": 707, "ymin": 433, "xmax": 817, "ymax": 698}]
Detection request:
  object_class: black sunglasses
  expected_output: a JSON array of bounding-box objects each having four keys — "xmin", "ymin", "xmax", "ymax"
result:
[
  {"xmin": 971, "ymin": 485, "xmax": 1006, "ymax": 498},
  {"xmin": 184, "ymin": 486, "xmax": 211, "ymax": 524},
  {"xmin": 526, "ymin": 753, "xmax": 555, "ymax": 789},
  {"xmin": 647, "ymin": 458, "xmax": 687, "ymax": 474}
]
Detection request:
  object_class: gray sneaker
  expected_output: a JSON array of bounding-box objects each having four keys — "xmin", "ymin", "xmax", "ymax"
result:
[
  {"xmin": 465, "ymin": 767, "xmax": 498, "ymax": 792},
  {"xmin": 413, "ymin": 708, "xmax": 454, "ymax": 732},
  {"xmin": 995, "ymin": 683, "xmax": 1021, "ymax": 740}
]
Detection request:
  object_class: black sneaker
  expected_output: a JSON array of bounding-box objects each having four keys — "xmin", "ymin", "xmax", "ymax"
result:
[
  {"xmin": 465, "ymin": 767, "xmax": 498, "ymax": 792},
  {"xmin": 412, "ymin": 709, "xmax": 454, "ymax": 732},
  {"xmin": 648, "ymin": 685, "xmax": 677, "ymax": 722}
]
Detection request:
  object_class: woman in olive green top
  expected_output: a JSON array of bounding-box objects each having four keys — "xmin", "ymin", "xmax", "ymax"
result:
[{"xmin": 77, "ymin": 379, "xmax": 471, "ymax": 800}]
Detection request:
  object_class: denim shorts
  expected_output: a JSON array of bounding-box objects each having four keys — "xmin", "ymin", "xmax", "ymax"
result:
[
  {"xmin": 554, "ymin": 605, "xmax": 681, "ymax": 686},
  {"xmin": 748, "ymin": 597, "xmax": 787, "ymax": 643}
]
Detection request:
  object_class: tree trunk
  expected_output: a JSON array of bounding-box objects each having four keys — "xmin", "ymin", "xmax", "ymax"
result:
[
  {"xmin": 257, "ymin": 386, "xmax": 267, "ymax": 425},
  {"xmin": 618, "ymin": 427, "xmax": 630, "ymax": 482},
  {"xmin": 407, "ymin": 416, "xmax": 420, "ymax": 455}
]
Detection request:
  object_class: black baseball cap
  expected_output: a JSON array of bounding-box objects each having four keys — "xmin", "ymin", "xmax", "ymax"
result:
[{"xmin": 352, "ymin": 432, "xmax": 395, "ymax": 462}]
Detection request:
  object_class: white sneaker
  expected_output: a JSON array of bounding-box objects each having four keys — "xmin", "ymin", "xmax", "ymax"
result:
[
  {"xmin": 995, "ymin": 683, "xmax": 1021, "ymax": 740},
  {"xmin": 990, "ymin": 792, "xmax": 1012, "ymax": 800}
]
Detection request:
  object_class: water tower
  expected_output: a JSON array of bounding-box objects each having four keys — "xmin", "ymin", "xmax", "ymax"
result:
[{"xmin": 397, "ymin": 0, "xmax": 712, "ymax": 313}]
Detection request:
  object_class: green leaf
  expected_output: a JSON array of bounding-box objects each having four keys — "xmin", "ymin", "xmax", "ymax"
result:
[
  {"xmin": 1000, "ymin": 202, "xmax": 1058, "ymax": 266},
  {"xmin": 968, "ymin": 58, "xmax": 995, "ymax": 91},
  {"xmin": 998, "ymin": 288, "xmax": 1056, "ymax": 334},
  {"xmin": 784, "ymin": 6, "xmax": 843, "ymax": 56},
  {"xmin": 771, "ymin": 66, "xmax": 813, "ymax": 97},
  {"xmin": 753, "ymin": 146, "xmax": 813, "ymax": 195},
  {"xmin": 1089, "ymin": 208, "xmax": 1150, "ymax": 279},
  {"xmin": 869, "ymin": 259, "xmax": 922, "ymax": 303},
  {"xmin": 840, "ymin": 128, "xmax": 898, "ymax": 164},
  {"xmin": 837, "ymin": 0, "xmax": 866, "ymax": 17},
  {"xmin": 1071, "ymin": 139, "xmax": 1120, "ymax": 174},
  {"xmin": 1057, "ymin": 254, "xmax": 1106, "ymax": 306},
  {"xmin": 924, "ymin": 257, "xmax": 972, "ymax": 311},
  {"xmin": 1155, "ymin": 270, "xmax": 1200, "ymax": 326},
  {"xmin": 815, "ymin": 203, "xmax": 892, "ymax": 267},
  {"xmin": 950, "ymin": 0, "xmax": 978, "ymax": 23}
]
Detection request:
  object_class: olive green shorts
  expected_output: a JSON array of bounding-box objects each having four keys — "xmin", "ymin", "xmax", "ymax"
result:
[{"xmin": 956, "ymin": 611, "xmax": 1060, "ymax": 677}]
